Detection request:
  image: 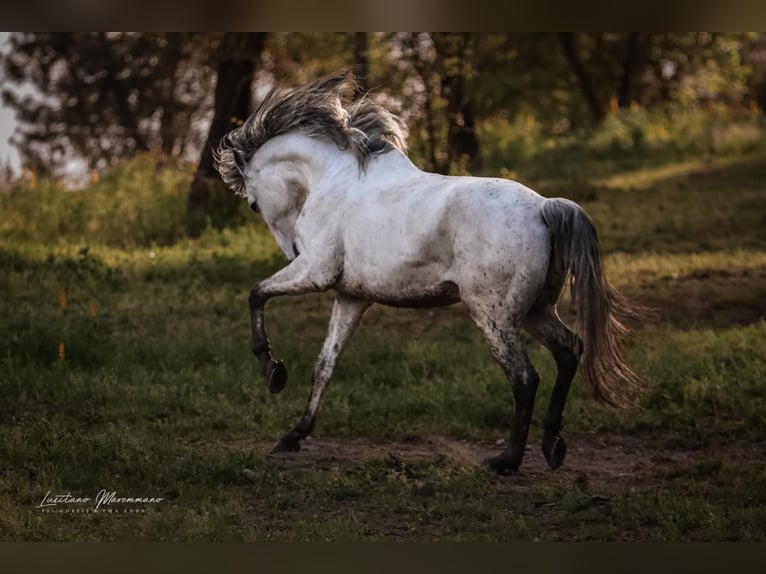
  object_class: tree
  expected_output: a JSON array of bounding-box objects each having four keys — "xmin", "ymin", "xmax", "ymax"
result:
[
  {"xmin": 431, "ymin": 33, "xmax": 481, "ymax": 172},
  {"xmin": 617, "ymin": 33, "xmax": 647, "ymax": 108},
  {"xmin": 743, "ymin": 33, "xmax": 766, "ymax": 110},
  {"xmin": 352, "ymin": 33, "xmax": 369, "ymax": 96},
  {"xmin": 559, "ymin": 33, "xmax": 606, "ymax": 122},
  {"xmin": 1, "ymin": 33, "xmax": 213, "ymax": 173},
  {"xmin": 396, "ymin": 33, "xmax": 481, "ymax": 174},
  {"xmin": 397, "ymin": 33, "xmax": 442, "ymax": 172},
  {"xmin": 187, "ymin": 33, "xmax": 268, "ymax": 234}
]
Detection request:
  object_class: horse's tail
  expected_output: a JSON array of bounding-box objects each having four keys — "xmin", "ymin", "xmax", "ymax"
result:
[{"xmin": 540, "ymin": 198, "xmax": 644, "ymax": 406}]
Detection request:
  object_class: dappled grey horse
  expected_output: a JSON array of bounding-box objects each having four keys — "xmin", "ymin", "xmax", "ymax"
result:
[{"xmin": 215, "ymin": 72, "xmax": 641, "ymax": 473}]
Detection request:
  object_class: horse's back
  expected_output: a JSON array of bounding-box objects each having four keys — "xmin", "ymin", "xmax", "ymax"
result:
[{"xmin": 337, "ymin": 167, "xmax": 551, "ymax": 312}]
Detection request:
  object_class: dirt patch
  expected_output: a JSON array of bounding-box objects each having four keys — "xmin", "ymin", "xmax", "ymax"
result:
[
  {"xmin": 625, "ymin": 264, "xmax": 766, "ymax": 329},
  {"xmin": 256, "ymin": 431, "xmax": 763, "ymax": 492},
  {"xmin": 637, "ymin": 293, "xmax": 766, "ymax": 330},
  {"xmin": 259, "ymin": 434, "xmax": 496, "ymax": 469},
  {"xmin": 680, "ymin": 266, "xmax": 761, "ymax": 281},
  {"xmin": 230, "ymin": 431, "xmax": 766, "ymax": 540}
]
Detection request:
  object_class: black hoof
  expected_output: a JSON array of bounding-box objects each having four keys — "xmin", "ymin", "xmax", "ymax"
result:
[
  {"xmin": 483, "ymin": 454, "xmax": 520, "ymax": 475},
  {"xmin": 543, "ymin": 435, "xmax": 568, "ymax": 470},
  {"xmin": 267, "ymin": 360, "xmax": 288, "ymax": 394},
  {"xmin": 269, "ymin": 435, "xmax": 301, "ymax": 454}
]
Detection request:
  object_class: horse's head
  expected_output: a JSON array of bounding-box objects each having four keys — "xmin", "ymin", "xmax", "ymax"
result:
[
  {"xmin": 243, "ymin": 140, "xmax": 312, "ymax": 218},
  {"xmin": 215, "ymin": 71, "xmax": 407, "ymax": 204}
]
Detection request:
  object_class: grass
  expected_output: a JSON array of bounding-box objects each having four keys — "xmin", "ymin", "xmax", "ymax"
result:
[{"xmin": 1, "ymin": 113, "xmax": 765, "ymax": 540}]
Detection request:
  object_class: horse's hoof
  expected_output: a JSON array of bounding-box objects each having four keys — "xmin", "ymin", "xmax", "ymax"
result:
[
  {"xmin": 483, "ymin": 454, "xmax": 520, "ymax": 475},
  {"xmin": 267, "ymin": 360, "xmax": 288, "ymax": 394},
  {"xmin": 543, "ymin": 435, "xmax": 568, "ymax": 470},
  {"xmin": 269, "ymin": 436, "xmax": 301, "ymax": 454}
]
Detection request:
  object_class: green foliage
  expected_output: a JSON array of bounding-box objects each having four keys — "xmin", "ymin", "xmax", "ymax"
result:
[
  {"xmin": 589, "ymin": 106, "xmax": 766, "ymax": 156},
  {"xmin": 480, "ymin": 105, "xmax": 766, "ymax": 179},
  {"xmin": 0, "ymin": 153, "xmax": 254, "ymax": 248}
]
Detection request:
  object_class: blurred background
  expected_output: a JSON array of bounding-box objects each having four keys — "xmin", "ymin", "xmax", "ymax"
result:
[{"xmin": 2, "ymin": 32, "xmax": 765, "ymax": 236}]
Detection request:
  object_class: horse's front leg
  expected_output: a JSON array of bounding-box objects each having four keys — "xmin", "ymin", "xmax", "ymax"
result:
[
  {"xmin": 271, "ymin": 294, "xmax": 370, "ymax": 454},
  {"xmin": 249, "ymin": 257, "xmax": 334, "ymax": 394}
]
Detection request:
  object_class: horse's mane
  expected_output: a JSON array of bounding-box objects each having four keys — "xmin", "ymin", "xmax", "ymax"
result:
[{"xmin": 215, "ymin": 71, "xmax": 408, "ymax": 197}]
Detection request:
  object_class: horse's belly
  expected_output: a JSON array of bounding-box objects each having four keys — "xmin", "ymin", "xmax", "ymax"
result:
[
  {"xmin": 336, "ymin": 274, "xmax": 460, "ymax": 308},
  {"xmin": 373, "ymin": 282, "xmax": 460, "ymax": 308}
]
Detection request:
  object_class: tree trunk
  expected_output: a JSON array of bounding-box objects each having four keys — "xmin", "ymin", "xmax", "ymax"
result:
[
  {"xmin": 618, "ymin": 33, "xmax": 646, "ymax": 108},
  {"xmin": 402, "ymin": 33, "xmax": 439, "ymax": 172},
  {"xmin": 432, "ymin": 32, "xmax": 481, "ymax": 173},
  {"xmin": 353, "ymin": 33, "xmax": 369, "ymax": 96},
  {"xmin": 97, "ymin": 33, "xmax": 151, "ymax": 159},
  {"xmin": 160, "ymin": 58, "xmax": 179, "ymax": 156},
  {"xmin": 188, "ymin": 32, "xmax": 267, "ymax": 234},
  {"xmin": 560, "ymin": 33, "xmax": 605, "ymax": 122}
]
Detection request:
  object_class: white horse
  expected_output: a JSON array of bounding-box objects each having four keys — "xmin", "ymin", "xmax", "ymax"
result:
[{"xmin": 215, "ymin": 73, "xmax": 641, "ymax": 473}]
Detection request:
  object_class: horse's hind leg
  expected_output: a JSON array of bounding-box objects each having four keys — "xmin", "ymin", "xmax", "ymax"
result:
[
  {"xmin": 466, "ymin": 305, "xmax": 540, "ymax": 474},
  {"xmin": 524, "ymin": 307, "xmax": 582, "ymax": 470},
  {"xmin": 270, "ymin": 294, "xmax": 370, "ymax": 454}
]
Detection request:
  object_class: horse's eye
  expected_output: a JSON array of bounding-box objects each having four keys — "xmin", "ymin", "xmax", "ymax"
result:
[{"xmin": 249, "ymin": 201, "xmax": 259, "ymax": 213}]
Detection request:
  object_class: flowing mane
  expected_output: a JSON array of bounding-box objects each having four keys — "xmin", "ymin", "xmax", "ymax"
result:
[{"xmin": 215, "ymin": 72, "xmax": 408, "ymax": 197}]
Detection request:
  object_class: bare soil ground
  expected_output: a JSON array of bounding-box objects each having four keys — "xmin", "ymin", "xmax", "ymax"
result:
[
  {"xmin": 257, "ymin": 431, "xmax": 764, "ymax": 493},
  {"xmin": 216, "ymin": 431, "xmax": 766, "ymax": 540}
]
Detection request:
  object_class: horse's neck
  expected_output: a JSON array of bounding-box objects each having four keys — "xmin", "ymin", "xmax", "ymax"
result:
[
  {"xmin": 362, "ymin": 150, "xmax": 424, "ymax": 186},
  {"xmin": 266, "ymin": 133, "xmax": 421, "ymax": 195},
  {"xmin": 256, "ymin": 135, "xmax": 423, "ymax": 258},
  {"xmin": 256, "ymin": 136, "xmax": 358, "ymax": 258}
]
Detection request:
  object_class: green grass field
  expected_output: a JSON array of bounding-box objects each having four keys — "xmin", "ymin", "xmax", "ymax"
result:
[{"xmin": 1, "ymin": 118, "xmax": 765, "ymax": 540}]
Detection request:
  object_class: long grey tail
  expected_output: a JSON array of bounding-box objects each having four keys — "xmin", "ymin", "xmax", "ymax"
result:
[{"xmin": 540, "ymin": 198, "xmax": 643, "ymax": 406}]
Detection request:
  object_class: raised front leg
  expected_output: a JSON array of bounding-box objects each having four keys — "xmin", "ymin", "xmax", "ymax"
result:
[
  {"xmin": 271, "ymin": 294, "xmax": 371, "ymax": 454},
  {"xmin": 249, "ymin": 256, "xmax": 335, "ymax": 393}
]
